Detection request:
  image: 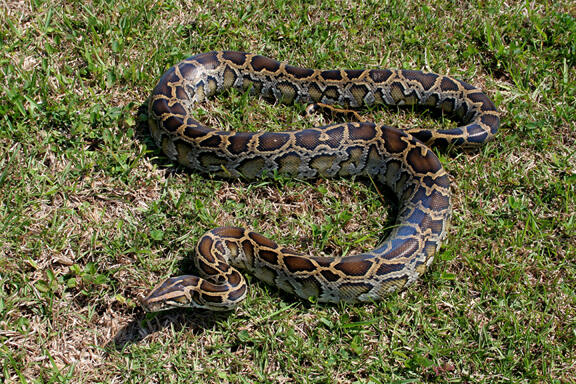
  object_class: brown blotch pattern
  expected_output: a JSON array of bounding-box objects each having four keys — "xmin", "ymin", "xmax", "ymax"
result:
[
  {"xmin": 227, "ymin": 271, "xmax": 243, "ymax": 286},
  {"xmin": 227, "ymin": 284, "xmax": 247, "ymax": 301},
  {"xmin": 426, "ymin": 190, "xmax": 451, "ymax": 211},
  {"xmin": 382, "ymin": 127, "xmax": 408, "ymax": 153},
  {"xmin": 200, "ymin": 280, "xmax": 228, "ymax": 293},
  {"xmin": 320, "ymin": 269, "xmax": 341, "ymax": 282},
  {"xmin": 384, "ymin": 239, "xmax": 420, "ymax": 260},
  {"xmin": 348, "ymin": 123, "xmax": 377, "ymax": 141},
  {"xmin": 440, "ymin": 76, "xmax": 459, "ymax": 91},
  {"xmin": 320, "ymin": 70, "xmax": 343, "ymax": 81},
  {"xmin": 199, "ymin": 135, "xmax": 223, "ymax": 149},
  {"xmin": 295, "ymin": 129, "xmax": 322, "ymax": 150},
  {"xmin": 285, "ymin": 65, "xmax": 315, "ymax": 79},
  {"xmin": 403, "ymin": 70, "xmax": 438, "ymax": 90},
  {"xmin": 222, "ymin": 51, "xmax": 247, "ymax": 66},
  {"xmin": 257, "ymin": 133, "xmax": 291, "ymax": 152},
  {"xmin": 345, "ymin": 69, "xmax": 365, "ymax": 80},
  {"xmin": 248, "ymin": 231, "xmax": 278, "ymax": 248},
  {"xmin": 368, "ymin": 69, "xmax": 393, "ymax": 83},
  {"xmin": 469, "ymin": 92, "xmax": 498, "ymax": 111},
  {"xmin": 406, "ymin": 147, "xmax": 441, "ymax": 174},
  {"xmin": 227, "ymin": 133, "xmax": 253, "ymax": 155},
  {"xmin": 197, "ymin": 235, "xmax": 215, "ymax": 261},
  {"xmin": 193, "ymin": 52, "xmax": 220, "ymax": 68},
  {"xmin": 259, "ymin": 250, "xmax": 279, "ymax": 265},
  {"xmin": 376, "ymin": 261, "xmax": 405, "ymax": 276},
  {"xmin": 251, "ymin": 55, "xmax": 281, "ymax": 72},
  {"xmin": 333, "ymin": 255, "xmax": 373, "ymax": 276},
  {"xmin": 284, "ymin": 256, "xmax": 316, "ymax": 273}
]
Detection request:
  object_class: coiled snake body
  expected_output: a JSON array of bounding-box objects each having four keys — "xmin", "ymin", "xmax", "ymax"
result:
[{"xmin": 142, "ymin": 51, "xmax": 499, "ymax": 312}]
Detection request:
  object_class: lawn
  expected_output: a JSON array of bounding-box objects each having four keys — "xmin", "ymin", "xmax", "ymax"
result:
[{"xmin": 1, "ymin": 0, "xmax": 575, "ymax": 383}]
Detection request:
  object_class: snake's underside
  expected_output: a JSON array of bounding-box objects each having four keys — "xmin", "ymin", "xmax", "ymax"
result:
[{"xmin": 141, "ymin": 51, "xmax": 499, "ymax": 312}]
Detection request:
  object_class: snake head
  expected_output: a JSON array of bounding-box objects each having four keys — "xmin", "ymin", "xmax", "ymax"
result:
[{"xmin": 140, "ymin": 275, "xmax": 201, "ymax": 312}]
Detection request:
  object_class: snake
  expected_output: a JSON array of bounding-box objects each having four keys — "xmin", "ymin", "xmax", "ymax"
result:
[{"xmin": 141, "ymin": 51, "xmax": 499, "ymax": 312}]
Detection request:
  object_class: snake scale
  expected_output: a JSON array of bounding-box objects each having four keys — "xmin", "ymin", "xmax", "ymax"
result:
[{"xmin": 141, "ymin": 51, "xmax": 499, "ymax": 312}]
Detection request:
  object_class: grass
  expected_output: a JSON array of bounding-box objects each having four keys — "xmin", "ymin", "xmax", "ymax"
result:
[{"xmin": 1, "ymin": 0, "xmax": 575, "ymax": 382}]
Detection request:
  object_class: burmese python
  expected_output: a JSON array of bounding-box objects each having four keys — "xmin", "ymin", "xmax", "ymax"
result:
[{"xmin": 141, "ymin": 51, "xmax": 499, "ymax": 312}]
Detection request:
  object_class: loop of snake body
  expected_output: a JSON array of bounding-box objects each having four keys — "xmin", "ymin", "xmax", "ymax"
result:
[{"xmin": 141, "ymin": 51, "xmax": 499, "ymax": 312}]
